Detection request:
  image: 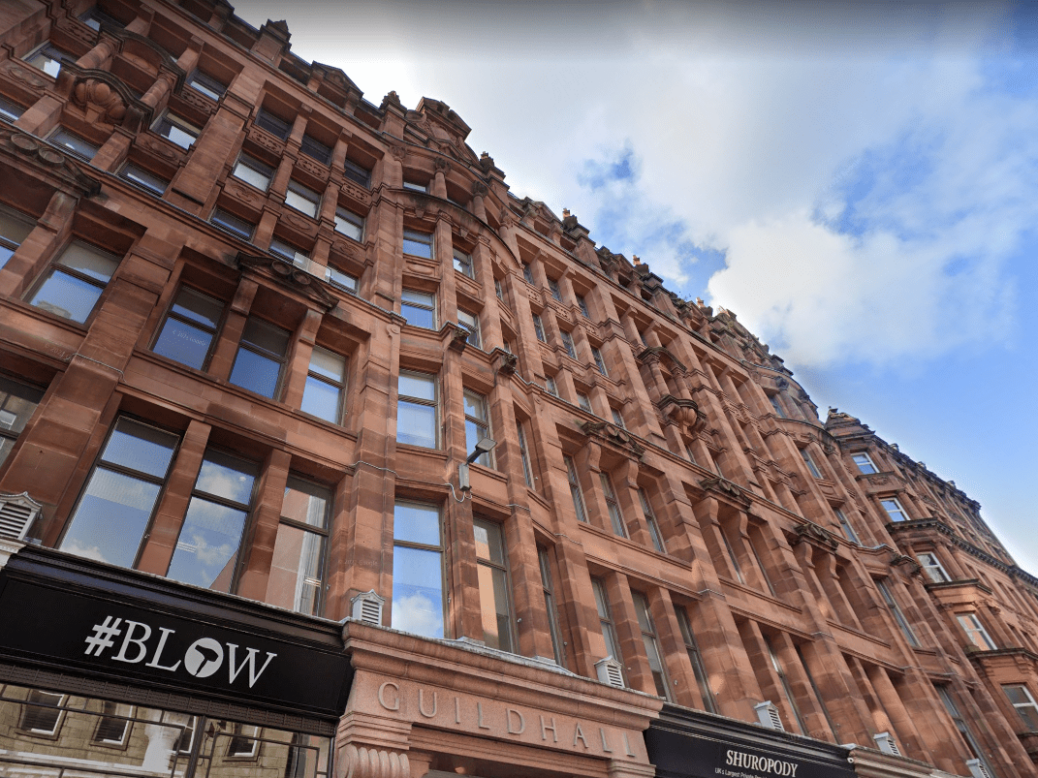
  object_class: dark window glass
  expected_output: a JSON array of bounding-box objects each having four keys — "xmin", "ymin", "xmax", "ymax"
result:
[
  {"xmin": 210, "ymin": 208, "xmax": 254, "ymax": 240},
  {"xmin": 121, "ymin": 163, "xmax": 169, "ymax": 195},
  {"xmin": 267, "ymin": 477, "xmax": 331, "ymax": 616},
  {"xmin": 229, "ymin": 317, "xmax": 290, "ymax": 398},
  {"xmin": 344, "ymin": 159, "xmax": 371, "ymax": 187},
  {"xmin": 0, "ymin": 96, "xmax": 25, "ymax": 122},
  {"xmin": 187, "ymin": 70, "xmax": 226, "ymax": 100},
  {"xmin": 153, "ymin": 287, "xmax": 224, "ymax": 369},
  {"xmin": 256, "ymin": 108, "xmax": 291, "ymax": 140},
  {"xmin": 0, "ymin": 208, "xmax": 34, "ymax": 271},
  {"xmin": 49, "ymin": 128, "xmax": 98, "ymax": 160},
  {"xmin": 300, "ymin": 134, "xmax": 332, "ymax": 165},
  {"xmin": 29, "ymin": 241, "xmax": 118, "ymax": 322},
  {"xmin": 0, "ymin": 376, "xmax": 44, "ymax": 469}
]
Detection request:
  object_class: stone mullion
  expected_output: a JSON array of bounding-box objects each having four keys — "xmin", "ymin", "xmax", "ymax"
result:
[
  {"xmin": 444, "ymin": 473, "xmax": 481, "ymax": 642},
  {"xmin": 574, "ymin": 444, "xmax": 610, "ymax": 536},
  {"xmin": 0, "ymin": 188, "xmax": 73, "ymax": 299},
  {"xmin": 790, "ymin": 542, "xmax": 837, "ymax": 623},
  {"xmin": 553, "ymin": 531, "xmax": 601, "ymax": 678},
  {"xmin": 435, "ymin": 219, "xmax": 457, "ymax": 329},
  {"xmin": 236, "ymin": 448, "xmax": 291, "ymax": 602},
  {"xmin": 738, "ymin": 619, "xmax": 797, "ymax": 730},
  {"xmin": 797, "ymin": 638, "xmax": 875, "ymax": 746},
  {"xmin": 607, "ymin": 573, "xmax": 653, "ymax": 697},
  {"xmin": 505, "ymin": 264, "xmax": 546, "ymax": 381},
  {"xmin": 369, "ymin": 199, "xmax": 403, "ymax": 310},
  {"xmin": 772, "ymin": 631, "xmax": 832, "ymax": 741},
  {"xmin": 614, "ymin": 459, "xmax": 649, "ymax": 547},
  {"xmin": 207, "ymin": 276, "xmax": 258, "ymax": 381},
  {"xmin": 867, "ymin": 665, "xmax": 943, "ymax": 766},
  {"xmin": 650, "ymin": 588, "xmax": 695, "ymax": 707},
  {"xmin": 280, "ymin": 308, "xmax": 322, "ymax": 410}
]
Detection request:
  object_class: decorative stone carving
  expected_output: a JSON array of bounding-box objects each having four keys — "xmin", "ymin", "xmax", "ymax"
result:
[
  {"xmin": 72, "ymin": 78, "xmax": 127, "ymax": 124},
  {"xmin": 580, "ymin": 420, "xmax": 645, "ymax": 459},
  {"xmin": 297, "ymin": 154, "xmax": 329, "ymax": 181},
  {"xmin": 247, "ymin": 123, "xmax": 286, "ymax": 157},
  {"xmin": 788, "ymin": 521, "xmax": 839, "ymax": 552},
  {"xmin": 433, "ymin": 157, "xmax": 451, "ymax": 174},
  {"xmin": 237, "ymin": 252, "xmax": 337, "ymax": 311},
  {"xmin": 657, "ymin": 395, "xmax": 700, "ymax": 431},
  {"xmin": 698, "ymin": 476, "xmax": 752, "ymax": 507},
  {"xmin": 2, "ymin": 61, "xmax": 48, "ymax": 89},
  {"xmin": 494, "ymin": 350, "xmax": 518, "ymax": 376},
  {"xmin": 447, "ymin": 325, "xmax": 469, "ymax": 352},
  {"xmin": 389, "ymin": 144, "xmax": 408, "ymax": 161},
  {"xmin": 136, "ymin": 133, "xmax": 185, "ymax": 163},
  {"xmin": 337, "ymin": 744, "xmax": 409, "ymax": 778},
  {"xmin": 0, "ymin": 128, "xmax": 101, "ymax": 196},
  {"xmin": 471, "ymin": 180, "xmax": 488, "ymax": 198}
]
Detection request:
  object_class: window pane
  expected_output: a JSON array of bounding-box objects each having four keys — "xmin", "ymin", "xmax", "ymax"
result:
[
  {"xmin": 156, "ymin": 116, "xmax": 198, "ymax": 148},
  {"xmin": 0, "ymin": 376, "xmax": 44, "ymax": 436},
  {"xmin": 154, "ymin": 317, "xmax": 214, "ymax": 369},
  {"xmin": 401, "ymin": 302, "xmax": 435, "ymax": 328},
  {"xmin": 256, "ymin": 109, "xmax": 291, "ymax": 139},
  {"xmin": 58, "ymin": 243, "xmax": 119, "ymax": 282},
  {"xmin": 122, "ymin": 164, "xmax": 168, "ymax": 194},
  {"xmin": 188, "ymin": 70, "xmax": 225, "ymax": 100},
  {"xmin": 232, "ymin": 156, "xmax": 273, "ymax": 190},
  {"xmin": 301, "ymin": 134, "xmax": 332, "ymax": 165},
  {"xmin": 344, "ymin": 159, "xmax": 370, "ymax": 186},
  {"xmin": 399, "ymin": 373, "xmax": 435, "ymax": 401},
  {"xmin": 61, "ymin": 469, "xmax": 161, "ymax": 566},
  {"xmin": 211, "ymin": 208, "xmax": 254, "ymax": 240},
  {"xmin": 397, "ymin": 401, "xmax": 436, "ymax": 447},
  {"xmin": 473, "ymin": 519, "xmax": 505, "ymax": 564},
  {"xmin": 195, "ymin": 453, "xmax": 256, "ymax": 504},
  {"xmin": 267, "ymin": 522, "xmax": 325, "ymax": 615},
  {"xmin": 403, "ymin": 231, "xmax": 433, "ymax": 258},
  {"xmin": 167, "ymin": 287, "xmax": 222, "ymax": 329},
  {"xmin": 282, "ymin": 479, "xmax": 330, "ymax": 529},
  {"xmin": 477, "ymin": 564, "xmax": 512, "ymax": 651},
  {"xmin": 391, "ymin": 546, "xmax": 443, "ymax": 638},
  {"xmin": 101, "ymin": 418, "xmax": 178, "ymax": 477},
  {"xmin": 242, "ymin": 317, "xmax": 288, "ymax": 355},
  {"xmin": 0, "ymin": 95, "xmax": 24, "ymax": 121},
  {"xmin": 167, "ymin": 497, "xmax": 248, "ymax": 590},
  {"xmin": 229, "ymin": 348, "xmax": 281, "ymax": 397},
  {"xmin": 309, "ymin": 347, "xmax": 345, "ymax": 381},
  {"xmin": 285, "ymin": 184, "xmax": 319, "ymax": 217},
  {"xmin": 326, "ymin": 266, "xmax": 357, "ymax": 292},
  {"xmin": 0, "ymin": 210, "xmax": 33, "ymax": 246},
  {"xmin": 463, "ymin": 391, "xmax": 487, "ymax": 421},
  {"xmin": 393, "ymin": 502, "xmax": 440, "ymax": 545},
  {"xmin": 301, "ymin": 376, "xmax": 341, "ymax": 423},
  {"xmin": 30, "ymin": 270, "xmax": 104, "ymax": 322},
  {"xmin": 51, "ymin": 128, "xmax": 97, "ymax": 159}
]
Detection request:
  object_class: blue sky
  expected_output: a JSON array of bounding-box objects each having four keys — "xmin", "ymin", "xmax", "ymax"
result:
[{"xmin": 234, "ymin": 0, "xmax": 1038, "ymax": 572}]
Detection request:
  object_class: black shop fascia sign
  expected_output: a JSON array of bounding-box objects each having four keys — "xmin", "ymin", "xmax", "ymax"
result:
[
  {"xmin": 647, "ymin": 705, "xmax": 854, "ymax": 778},
  {"xmin": 0, "ymin": 546, "xmax": 352, "ymax": 720}
]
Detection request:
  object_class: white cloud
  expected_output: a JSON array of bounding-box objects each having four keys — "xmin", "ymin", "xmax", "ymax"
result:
[{"xmin": 233, "ymin": 0, "xmax": 1034, "ymax": 369}]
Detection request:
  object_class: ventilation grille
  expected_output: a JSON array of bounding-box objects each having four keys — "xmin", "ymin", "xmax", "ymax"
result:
[
  {"xmin": 595, "ymin": 657, "xmax": 625, "ymax": 688},
  {"xmin": 350, "ymin": 590, "xmax": 385, "ymax": 626},
  {"xmin": 754, "ymin": 701, "xmax": 785, "ymax": 731},
  {"xmin": 873, "ymin": 732, "xmax": 901, "ymax": 756},
  {"xmin": 0, "ymin": 493, "xmax": 42, "ymax": 541},
  {"xmin": 966, "ymin": 759, "xmax": 993, "ymax": 778}
]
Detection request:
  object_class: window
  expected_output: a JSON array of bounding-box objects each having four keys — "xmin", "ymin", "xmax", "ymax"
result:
[
  {"xmin": 301, "ymin": 347, "xmax": 347, "ymax": 424},
  {"xmin": 397, "ymin": 371, "xmax": 437, "ymax": 448},
  {"xmin": 639, "ymin": 489, "xmax": 666, "ymax": 553},
  {"xmin": 210, "ymin": 207, "xmax": 254, "ymax": 240},
  {"xmin": 334, "ymin": 208, "xmax": 363, "ymax": 241},
  {"xmin": 522, "ymin": 264, "xmax": 534, "ymax": 285},
  {"xmin": 1003, "ymin": 685, "xmax": 1038, "ymax": 730},
  {"xmin": 719, "ymin": 525, "xmax": 745, "ymax": 584},
  {"xmin": 544, "ymin": 376, "xmax": 558, "ymax": 397},
  {"xmin": 560, "ymin": 330, "xmax": 577, "ymax": 359},
  {"xmin": 0, "ymin": 95, "xmax": 24, "ymax": 121},
  {"xmin": 226, "ymin": 723, "xmax": 260, "ymax": 757},
  {"xmin": 577, "ymin": 295, "xmax": 590, "ymax": 318},
  {"xmin": 576, "ymin": 392, "xmax": 592, "ymax": 412},
  {"xmin": 685, "ymin": 443, "xmax": 697, "ymax": 464},
  {"xmin": 749, "ymin": 532, "xmax": 777, "ymax": 596},
  {"xmin": 300, "ymin": 134, "xmax": 332, "ymax": 165},
  {"xmin": 167, "ymin": 450, "xmax": 257, "ymax": 591},
  {"xmin": 401, "ymin": 289, "xmax": 436, "ymax": 329},
  {"xmin": 801, "ymin": 449, "xmax": 822, "ymax": 478},
  {"xmin": 834, "ymin": 508, "xmax": 859, "ymax": 544},
  {"xmin": 876, "ymin": 579, "xmax": 919, "ymax": 647},
  {"xmin": 547, "ymin": 277, "xmax": 563, "ymax": 302},
  {"xmin": 0, "ymin": 207, "xmax": 33, "ymax": 271},
  {"xmin": 121, "ymin": 163, "xmax": 169, "ymax": 195},
  {"xmin": 538, "ymin": 547, "xmax": 565, "ymax": 665},
  {"xmin": 267, "ymin": 478, "xmax": 330, "ymax": 616},
  {"xmin": 403, "ymin": 180, "xmax": 427, "ymax": 193},
  {"xmin": 474, "ymin": 518, "xmax": 514, "ymax": 652},
  {"xmin": 29, "ymin": 240, "xmax": 119, "ymax": 322},
  {"xmin": 564, "ymin": 455, "xmax": 587, "ymax": 523},
  {"xmin": 769, "ymin": 395, "xmax": 785, "ymax": 418},
  {"xmin": 232, "ymin": 153, "xmax": 274, "ymax": 191},
  {"xmin": 285, "ymin": 180, "xmax": 320, "ymax": 218},
  {"xmin": 270, "ymin": 238, "xmax": 310, "ymax": 268},
  {"xmin": 49, "ymin": 128, "xmax": 98, "ymax": 160},
  {"xmin": 23, "ymin": 43, "xmax": 67, "ymax": 78},
  {"xmin": 517, "ymin": 423, "xmax": 534, "ymax": 488},
  {"xmin": 918, "ymin": 552, "xmax": 951, "ymax": 584},
  {"xmin": 255, "ymin": 108, "xmax": 292, "ymax": 140},
  {"xmin": 852, "ymin": 453, "xmax": 878, "ymax": 474},
  {"xmin": 93, "ymin": 701, "xmax": 133, "ymax": 745},
  {"xmin": 936, "ymin": 685, "xmax": 996, "ymax": 776},
  {"xmin": 632, "ymin": 592, "xmax": 671, "ymax": 700},
  {"xmin": 611, "ymin": 407, "xmax": 626, "ymax": 429},
  {"xmin": 229, "ymin": 317, "xmax": 290, "ymax": 398},
  {"xmin": 532, "ymin": 313, "xmax": 546, "ymax": 342},
  {"xmin": 458, "ymin": 310, "xmax": 481, "ymax": 348},
  {"xmin": 186, "ymin": 70, "xmax": 226, "ymax": 100},
  {"xmin": 600, "ymin": 473, "xmax": 627, "ymax": 538},
  {"xmin": 60, "ymin": 417, "xmax": 179, "ymax": 567},
  {"xmin": 154, "ymin": 112, "xmax": 201, "ymax": 149},
  {"xmin": 765, "ymin": 636, "xmax": 806, "ymax": 734},
  {"xmin": 957, "ymin": 613, "xmax": 997, "ymax": 650},
  {"xmin": 591, "ymin": 578, "xmax": 625, "ymax": 681},
  {"xmin": 453, "ymin": 248, "xmax": 474, "ymax": 278},
  {"xmin": 20, "ymin": 689, "xmax": 66, "ymax": 735},
  {"xmin": 153, "ymin": 286, "xmax": 224, "ymax": 370},
  {"xmin": 0, "ymin": 376, "xmax": 43, "ymax": 469},
  {"xmin": 326, "ymin": 266, "xmax": 357, "ymax": 293},
  {"xmin": 592, "ymin": 346, "xmax": 608, "ymax": 376},
  {"xmin": 392, "ymin": 501, "xmax": 444, "ymax": 638},
  {"xmin": 880, "ymin": 498, "xmax": 908, "ymax": 522},
  {"xmin": 344, "ymin": 158, "xmax": 371, "ymax": 187},
  {"xmin": 464, "ymin": 390, "xmax": 493, "ymax": 466},
  {"xmin": 676, "ymin": 608, "xmax": 716, "ymax": 712},
  {"xmin": 494, "ymin": 279, "xmax": 505, "ymax": 301},
  {"xmin": 80, "ymin": 7, "xmax": 123, "ymax": 30},
  {"xmin": 403, "ymin": 229, "xmax": 434, "ymax": 259}
]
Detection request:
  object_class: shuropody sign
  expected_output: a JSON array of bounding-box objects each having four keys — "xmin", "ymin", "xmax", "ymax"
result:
[{"xmin": 0, "ymin": 576, "xmax": 350, "ymax": 718}]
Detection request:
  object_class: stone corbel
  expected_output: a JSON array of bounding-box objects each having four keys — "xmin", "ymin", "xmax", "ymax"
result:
[
  {"xmin": 657, "ymin": 394, "xmax": 700, "ymax": 432},
  {"xmin": 491, "ymin": 348, "xmax": 517, "ymax": 376},
  {"xmin": 337, "ymin": 744, "xmax": 410, "ymax": 778}
]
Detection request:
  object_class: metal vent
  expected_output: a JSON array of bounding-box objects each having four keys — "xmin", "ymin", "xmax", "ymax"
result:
[
  {"xmin": 966, "ymin": 759, "xmax": 993, "ymax": 778},
  {"xmin": 754, "ymin": 701, "xmax": 785, "ymax": 731},
  {"xmin": 350, "ymin": 590, "xmax": 385, "ymax": 626},
  {"xmin": 595, "ymin": 657, "xmax": 625, "ymax": 688},
  {"xmin": 873, "ymin": 732, "xmax": 901, "ymax": 756},
  {"xmin": 0, "ymin": 492, "xmax": 42, "ymax": 541}
]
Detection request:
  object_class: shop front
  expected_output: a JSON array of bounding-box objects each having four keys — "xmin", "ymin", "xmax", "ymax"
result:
[
  {"xmin": 0, "ymin": 546, "xmax": 352, "ymax": 778},
  {"xmin": 646, "ymin": 705, "xmax": 854, "ymax": 778}
]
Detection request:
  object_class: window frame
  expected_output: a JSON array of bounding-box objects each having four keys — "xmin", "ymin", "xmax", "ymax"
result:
[
  {"xmin": 285, "ymin": 179, "xmax": 321, "ymax": 218},
  {"xmin": 638, "ymin": 488, "xmax": 666, "ymax": 554},
  {"xmin": 576, "ymin": 294, "xmax": 591, "ymax": 318},
  {"xmin": 463, "ymin": 389, "xmax": 493, "ymax": 467},
  {"xmin": 23, "ymin": 42, "xmax": 68, "ymax": 78},
  {"xmin": 918, "ymin": 551, "xmax": 951, "ymax": 584},
  {"xmin": 401, "ymin": 288, "xmax": 437, "ymax": 329},
  {"xmin": 876, "ymin": 578, "xmax": 920, "ymax": 647},
  {"xmin": 880, "ymin": 497, "xmax": 909, "ymax": 522},
  {"xmin": 49, "ymin": 127, "xmax": 99, "ymax": 160},
  {"xmin": 764, "ymin": 636, "xmax": 807, "ymax": 734},
  {"xmin": 151, "ymin": 285, "xmax": 225, "ymax": 371},
  {"xmin": 403, "ymin": 229, "xmax": 434, "ymax": 259},
  {"xmin": 0, "ymin": 375, "xmax": 44, "ymax": 470},
  {"xmin": 852, "ymin": 452, "xmax": 878, "ymax": 474},
  {"xmin": 834, "ymin": 508, "xmax": 859, "ymax": 544},
  {"xmin": 231, "ymin": 153, "xmax": 275, "ymax": 192},
  {"xmin": 457, "ymin": 309, "xmax": 481, "ymax": 349},
  {"xmin": 544, "ymin": 375, "xmax": 558, "ymax": 397},
  {"xmin": 1003, "ymin": 684, "xmax": 1038, "ymax": 730},
  {"xmin": 343, "ymin": 158, "xmax": 371, "ymax": 187},
  {"xmin": 27, "ymin": 240, "xmax": 119, "ymax": 323},
  {"xmin": 632, "ymin": 591, "xmax": 672, "ymax": 700},
  {"xmin": 268, "ymin": 476, "xmax": 332, "ymax": 616},
  {"xmin": 564, "ymin": 454, "xmax": 588, "ymax": 523},
  {"xmin": 576, "ymin": 391, "xmax": 592, "ymax": 413},
  {"xmin": 120, "ymin": 162, "xmax": 169, "ymax": 195},
  {"xmin": 0, "ymin": 206, "xmax": 34, "ymax": 271},
  {"xmin": 600, "ymin": 473, "xmax": 628, "ymax": 538},
  {"xmin": 228, "ymin": 316, "xmax": 291, "ymax": 400},
  {"xmin": 19, "ymin": 689, "xmax": 67, "ymax": 736},
  {"xmin": 676, "ymin": 607, "xmax": 716, "ymax": 713},
  {"xmin": 300, "ymin": 133, "xmax": 333, "ymax": 165},
  {"xmin": 800, "ymin": 448, "xmax": 822, "ymax": 478},
  {"xmin": 186, "ymin": 69, "xmax": 227, "ymax": 100},
  {"xmin": 300, "ymin": 346, "xmax": 347, "ymax": 425},
  {"xmin": 473, "ymin": 517, "xmax": 515, "ymax": 652},
  {"xmin": 0, "ymin": 95, "xmax": 24, "ymax": 121},
  {"xmin": 517, "ymin": 422, "xmax": 534, "ymax": 488},
  {"xmin": 255, "ymin": 108, "xmax": 292, "ymax": 140},
  {"xmin": 559, "ymin": 329, "xmax": 577, "ymax": 359},
  {"xmin": 532, "ymin": 313, "xmax": 546, "ymax": 342},
  {"xmin": 591, "ymin": 577, "xmax": 625, "ymax": 683},
  {"xmin": 326, "ymin": 265, "xmax": 358, "ymax": 294},
  {"xmin": 153, "ymin": 111, "xmax": 201, "ymax": 150},
  {"xmin": 334, "ymin": 207, "xmax": 364, "ymax": 242},
  {"xmin": 592, "ymin": 345, "xmax": 608, "ymax": 376},
  {"xmin": 92, "ymin": 701, "xmax": 134, "ymax": 747},
  {"xmin": 397, "ymin": 370, "xmax": 439, "ymax": 449},
  {"xmin": 210, "ymin": 207, "xmax": 255, "ymax": 240},
  {"xmin": 538, "ymin": 547, "xmax": 565, "ymax": 666},
  {"xmin": 391, "ymin": 500, "xmax": 446, "ymax": 638},
  {"xmin": 957, "ymin": 612, "xmax": 997, "ymax": 650},
  {"xmin": 453, "ymin": 248, "xmax": 474, "ymax": 278}
]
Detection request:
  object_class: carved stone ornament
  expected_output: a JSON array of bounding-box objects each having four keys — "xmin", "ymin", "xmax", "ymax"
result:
[
  {"xmin": 337, "ymin": 744, "xmax": 409, "ymax": 778},
  {"xmin": 247, "ymin": 123, "xmax": 286, "ymax": 157},
  {"xmin": 580, "ymin": 419, "xmax": 645, "ymax": 459},
  {"xmin": 789, "ymin": 521, "xmax": 839, "ymax": 552},
  {"xmin": 0, "ymin": 128, "xmax": 101, "ymax": 196},
  {"xmin": 297, "ymin": 154, "xmax": 330, "ymax": 182},
  {"xmin": 136, "ymin": 133, "xmax": 185, "ymax": 163},
  {"xmin": 470, "ymin": 180, "xmax": 488, "ymax": 198},
  {"xmin": 698, "ymin": 476, "xmax": 752, "ymax": 507},
  {"xmin": 2, "ymin": 60, "xmax": 49, "ymax": 89},
  {"xmin": 70, "ymin": 70, "xmax": 152, "ymax": 131},
  {"xmin": 493, "ymin": 349, "xmax": 518, "ymax": 376},
  {"xmin": 657, "ymin": 395, "xmax": 700, "ymax": 431},
  {"xmin": 237, "ymin": 252, "xmax": 337, "ymax": 311},
  {"xmin": 636, "ymin": 346, "xmax": 688, "ymax": 373},
  {"xmin": 447, "ymin": 325, "xmax": 469, "ymax": 352},
  {"xmin": 389, "ymin": 144, "xmax": 408, "ymax": 161},
  {"xmin": 891, "ymin": 554, "xmax": 922, "ymax": 576},
  {"xmin": 433, "ymin": 157, "xmax": 451, "ymax": 174}
]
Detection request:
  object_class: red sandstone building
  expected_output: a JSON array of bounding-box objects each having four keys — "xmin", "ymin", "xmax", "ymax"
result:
[{"xmin": 0, "ymin": 2, "xmax": 1035, "ymax": 778}]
